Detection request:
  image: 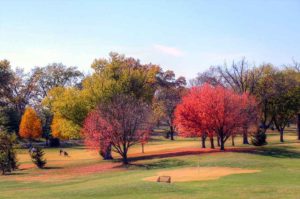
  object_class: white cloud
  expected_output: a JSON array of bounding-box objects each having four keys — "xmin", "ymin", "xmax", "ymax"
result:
[{"xmin": 153, "ymin": 44, "xmax": 185, "ymax": 57}]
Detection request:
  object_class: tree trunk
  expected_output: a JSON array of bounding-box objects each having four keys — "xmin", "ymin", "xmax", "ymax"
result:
[
  {"xmin": 122, "ymin": 151, "xmax": 129, "ymax": 165},
  {"xmin": 100, "ymin": 144, "xmax": 113, "ymax": 160},
  {"xmin": 297, "ymin": 113, "xmax": 300, "ymax": 140},
  {"xmin": 170, "ymin": 125, "xmax": 174, "ymax": 140},
  {"xmin": 201, "ymin": 134, "xmax": 206, "ymax": 148},
  {"xmin": 220, "ymin": 133, "xmax": 225, "ymax": 150},
  {"xmin": 166, "ymin": 132, "xmax": 170, "ymax": 139},
  {"xmin": 231, "ymin": 136, "xmax": 235, "ymax": 146},
  {"xmin": 220, "ymin": 140, "xmax": 225, "ymax": 151},
  {"xmin": 280, "ymin": 129, "xmax": 284, "ymax": 142},
  {"xmin": 209, "ymin": 137, "xmax": 215, "ymax": 149},
  {"xmin": 242, "ymin": 127, "xmax": 249, "ymax": 144},
  {"xmin": 217, "ymin": 136, "xmax": 220, "ymax": 147}
]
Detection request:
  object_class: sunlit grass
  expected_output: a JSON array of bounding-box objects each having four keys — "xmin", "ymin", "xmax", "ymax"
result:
[{"xmin": 0, "ymin": 127, "xmax": 299, "ymax": 199}]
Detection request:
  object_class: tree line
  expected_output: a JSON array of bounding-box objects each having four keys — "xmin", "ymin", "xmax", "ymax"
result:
[{"xmin": 0, "ymin": 53, "xmax": 299, "ymax": 166}]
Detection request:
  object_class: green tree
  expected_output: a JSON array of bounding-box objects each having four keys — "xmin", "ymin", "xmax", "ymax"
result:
[
  {"xmin": 30, "ymin": 147, "xmax": 46, "ymax": 169},
  {"xmin": 153, "ymin": 70, "xmax": 186, "ymax": 140},
  {"xmin": 254, "ymin": 64, "xmax": 278, "ymax": 135},
  {"xmin": 0, "ymin": 132, "xmax": 18, "ymax": 175},
  {"xmin": 271, "ymin": 71, "xmax": 300, "ymax": 142}
]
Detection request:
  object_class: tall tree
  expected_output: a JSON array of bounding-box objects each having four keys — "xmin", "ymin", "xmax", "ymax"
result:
[
  {"xmin": 254, "ymin": 65, "xmax": 278, "ymax": 135},
  {"xmin": 0, "ymin": 60, "xmax": 38, "ymax": 132},
  {"xmin": 154, "ymin": 70, "xmax": 186, "ymax": 140},
  {"xmin": 44, "ymin": 52, "xmax": 160, "ymax": 159},
  {"xmin": 270, "ymin": 71, "xmax": 300, "ymax": 142},
  {"xmin": 32, "ymin": 63, "xmax": 83, "ymax": 143}
]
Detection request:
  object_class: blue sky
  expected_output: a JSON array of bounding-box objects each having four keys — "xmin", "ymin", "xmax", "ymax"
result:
[{"xmin": 0, "ymin": 0, "xmax": 299, "ymax": 79}]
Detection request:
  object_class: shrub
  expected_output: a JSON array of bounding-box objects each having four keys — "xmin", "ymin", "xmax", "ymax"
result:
[
  {"xmin": 30, "ymin": 147, "xmax": 47, "ymax": 168},
  {"xmin": 0, "ymin": 132, "xmax": 18, "ymax": 175},
  {"xmin": 251, "ymin": 129, "xmax": 267, "ymax": 146}
]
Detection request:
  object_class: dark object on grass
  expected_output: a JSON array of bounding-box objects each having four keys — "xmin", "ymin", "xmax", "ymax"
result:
[
  {"xmin": 30, "ymin": 147, "xmax": 46, "ymax": 168},
  {"xmin": 251, "ymin": 129, "xmax": 267, "ymax": 146},
  {"xmin": 63, "ymin": 151, "xmax": 69, "ymax": 157},
  {"xmin": 59, "ymin": 149, "xmax": 63, "ymax": 155},
  {"xmin": 157, "ymin": 176, "xmax": 171, "ymax": 183},
  {"xmin": 49, "ymin": 138, "xmax": 60, "ymax": 147}
]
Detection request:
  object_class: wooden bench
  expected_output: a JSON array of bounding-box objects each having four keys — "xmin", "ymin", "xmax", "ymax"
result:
[{"xmin": 157, "ymin": 176, "xmax": 171, "ymax": 183}]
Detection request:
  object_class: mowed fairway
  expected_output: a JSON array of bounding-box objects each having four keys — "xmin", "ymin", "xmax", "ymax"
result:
[{"xmin": 1, "ymin": 132, "xmax": 300, "ymax": 199}]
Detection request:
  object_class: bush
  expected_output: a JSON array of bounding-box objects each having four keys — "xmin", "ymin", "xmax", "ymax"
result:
[
  {"xmin": 0, "ymin": 132, "xmax": 18, "ymax": 175},
  {"xmin": 30, "ymin": 147, "xmax": 47, "ymax": 168},
  {"xmin": 251, "ymin": 129, "xmax": 267, "ymax": 146}
]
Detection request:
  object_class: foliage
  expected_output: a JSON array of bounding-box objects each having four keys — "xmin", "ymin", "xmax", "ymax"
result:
[
  {"xmin": 44, "ymin": 53, "xmax": 160, "ymax": 142},
  {"xmin": 83, "ymin": 94, "xmax": 153, "ymax": 164},
  {"xmin": 153, "ymin": 70, "xmax": 186, "ymax": 140},
  {"xmin": 270, "ymin": 71, "xmax": 300, "ymax": 142},
  {"xmin": 30, "ymin": 147, "xmax": 47, "ymax": 169},
  {"xmin": 32, "ymin": 63, "xmax": 83, "ymax": 99},
  {"xmin": 251, "ymin": 129, "xmax": 267, "ymax": 146},
  {"xmin": 51, "ymin": 114, "xmax": 81, "ymax": 140},
  {"xmin": 0, "ymin": 132, "xmax": 18, "ymax": 175},
  {"xmin": 19, "ymin": 107, "xmax": 42, "ymax": 139},
  {"xmin": 83, "ymin": 52, "xmax": 160, "ymax": 106},
  {"xmin": 174, "ymin": 84, "xmax": 258, "ymax": 150},
  {"xmin": 0, "ymin": 107, "xmax": 19, "ymax": 133}
]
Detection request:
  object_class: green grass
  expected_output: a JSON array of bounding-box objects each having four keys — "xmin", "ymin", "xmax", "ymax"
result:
[{"xmin": 0, "ymin": 131, "xmax": 300, "ymax": 199}]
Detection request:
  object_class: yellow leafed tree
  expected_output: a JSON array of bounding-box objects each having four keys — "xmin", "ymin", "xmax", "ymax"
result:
[{"xmin": 51, "ymin": 114, "xmax": 81, "ymax": 140}]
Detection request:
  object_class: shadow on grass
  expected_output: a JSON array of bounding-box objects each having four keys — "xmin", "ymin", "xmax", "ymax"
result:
[
  {"xmin": 242, "ymin": 147, "xmax": 300, "ymax": 159},
  {"xmin": 122, "ymin": 159, "xmax": 189, "ymax": 170},
  {"xmin": 126, "ymin": 147, "xmax": 254, "ymax": 163},
  {"xmin": 3, "ymin": 172, "xmax": 28, "ymax": 176},
  {"xmin": 43, "ymin": 166, "xmax": 63, "ymax": 170}
]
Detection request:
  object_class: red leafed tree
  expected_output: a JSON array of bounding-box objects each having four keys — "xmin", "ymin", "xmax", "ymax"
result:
[
  {"xmin": 82, "ymin": 94, "xmax": 152, "ymax": 164},
  {"xmin": 173, "ymin": 87, "xmax": 209, "ymax": 148},
  {"xmin": 82, "ymin": 110, "xmax": 113, "ymax": 160},
  {"xmin": 175, "ymin": 84, "xmax": 257, "ymax": 150}
]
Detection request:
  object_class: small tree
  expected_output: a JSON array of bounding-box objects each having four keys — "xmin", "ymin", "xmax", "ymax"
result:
[
  {"xmin": 0, "ymin": 132, "xmax": 18, "ymax": 175},
  {"xmin": 30, "ymin": 147, "xmax": 46, "ymax": 169},
  {"xmin": 251, "ymin": 129, "xmax": 267, "ymax": 146},
  {"xmin": 19, "ymin": 107, "xmax": 42, "ymax": 140}
]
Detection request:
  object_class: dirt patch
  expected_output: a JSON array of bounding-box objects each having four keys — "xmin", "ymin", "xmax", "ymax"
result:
[{"xmin": 144, "ymin": 167, "xmax": 260, "ymax": 182}]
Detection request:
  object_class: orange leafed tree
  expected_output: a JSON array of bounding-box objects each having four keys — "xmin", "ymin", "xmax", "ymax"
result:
[{"xmin": 19, "ymin": 107, "xmax": 42, "ymax": 139}]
